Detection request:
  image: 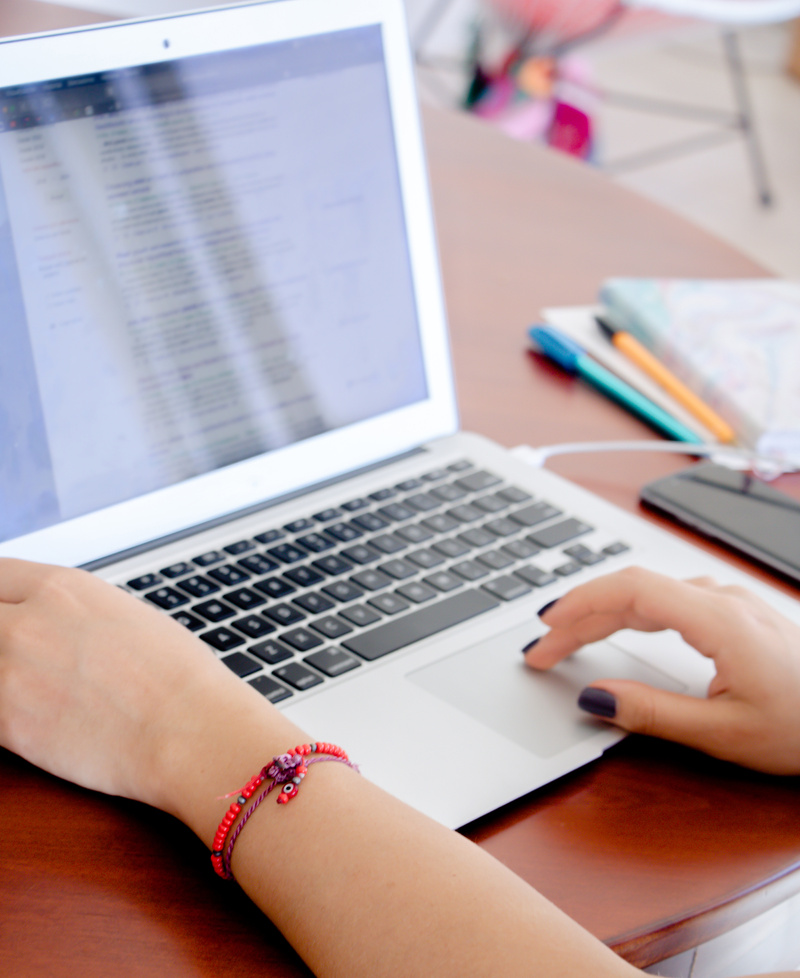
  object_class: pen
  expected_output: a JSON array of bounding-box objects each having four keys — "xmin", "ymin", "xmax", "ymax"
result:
[
  {"xmin": 595, "ymin": 314, "xmax": 736, "ymax": 444},
  {"xmin": 528, "ymin": 324, "xmax": 703, "ymax": 444}
]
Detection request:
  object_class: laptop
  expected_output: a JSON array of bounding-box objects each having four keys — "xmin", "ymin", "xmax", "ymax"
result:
[{"xmin": 1, "ymin": 0, "xmax": 797, "ymax": 829}]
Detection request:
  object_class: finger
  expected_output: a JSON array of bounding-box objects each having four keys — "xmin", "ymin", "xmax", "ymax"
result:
[
  {"xmin": 579, "ymin": 679, "xmax": 747, "ymax": 760},
  {"xmin": 524, "ymin": 567, "xmax": 742, "ymax": 670},
  {"xmin": 0, "ymin": 558, "xmax": 58, "ymax": 604}
]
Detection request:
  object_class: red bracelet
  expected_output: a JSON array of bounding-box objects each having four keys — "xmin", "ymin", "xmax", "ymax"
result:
[{"xmin": 211, "ymin": 742, "xmax": 357, "ymax": 879}]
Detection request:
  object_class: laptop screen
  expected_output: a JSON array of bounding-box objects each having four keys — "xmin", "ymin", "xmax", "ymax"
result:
[{"xmin": 0, "ymin": 25, "xmax": 427, "ymax": 545}]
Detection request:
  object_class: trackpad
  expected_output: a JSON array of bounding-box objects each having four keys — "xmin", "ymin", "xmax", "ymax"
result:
[{"xmin": 408, "ymin": 631, "xmax": 686, "ymax": 758}]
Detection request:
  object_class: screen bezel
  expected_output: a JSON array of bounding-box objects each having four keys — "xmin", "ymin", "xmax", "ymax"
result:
[{"xmin": 0, "ymin": 0, "xmax": 457, "ymax": 566}]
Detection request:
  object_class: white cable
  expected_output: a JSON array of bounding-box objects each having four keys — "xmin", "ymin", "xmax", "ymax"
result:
[{"xmin": 522, "ymin": 440, "xmax": 800, "ymax": 480}]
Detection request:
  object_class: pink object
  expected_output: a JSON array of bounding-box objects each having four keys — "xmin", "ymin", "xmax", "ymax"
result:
[
  {"xmin": 472, "ymin": 75, "xmax": 517, "ymax": 119},
  {"xmin": 548, "ymin": 101, "xmax": 593, "ymax": 158},
  {"xmin": 489, "ymin": 0, "xmax": 621, "ymax": 35},
  {"xmin": 496, "ymin": 97, "xmax": 555, "ymax": 141}
]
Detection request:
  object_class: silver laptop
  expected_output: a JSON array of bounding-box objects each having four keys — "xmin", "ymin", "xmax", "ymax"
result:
[{"xmin": 2, "ymin": 0, "xmax": 796, "ymax": 829}]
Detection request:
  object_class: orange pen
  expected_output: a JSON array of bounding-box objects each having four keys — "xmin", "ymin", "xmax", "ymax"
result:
[{"xmin": 595, "ymin": 316, "xmax": 736, "ymax": 444}]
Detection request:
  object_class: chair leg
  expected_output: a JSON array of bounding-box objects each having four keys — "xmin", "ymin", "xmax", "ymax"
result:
[{"xmin": 721, "ymin": 29, "xmax": 774, "ymax": 207}]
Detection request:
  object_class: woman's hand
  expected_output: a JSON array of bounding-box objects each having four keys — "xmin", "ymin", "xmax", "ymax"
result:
[
  {"xmin": 0, "ymin": 557, "xmax": 304, "ymax": 829},
  {"xmin": 523, "ymin": 567, "xmax": 800, "ymax": 775}
]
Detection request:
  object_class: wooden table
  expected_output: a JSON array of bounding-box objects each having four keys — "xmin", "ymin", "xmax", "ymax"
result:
[{"xmin": 2, "ymin": 5, "xmax": 799, "ymax": 974}]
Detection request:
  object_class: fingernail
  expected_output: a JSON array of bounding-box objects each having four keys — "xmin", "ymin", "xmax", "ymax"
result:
[
  {"xmin": 521, "ymin": 637, "xmax": 540, "ymax": 654},
  {"xmin": 537, "ymin": 598, "xmax": 559, "ymax": 618},
  {"xmin": 578, "ymin": 687, "xmax": 617, "ymax": 719}
]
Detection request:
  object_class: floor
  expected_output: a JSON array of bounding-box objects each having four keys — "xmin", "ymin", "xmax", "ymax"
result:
[{"xmin": 408, "ymin": 0, "xmax": 800, "ymax": 279}]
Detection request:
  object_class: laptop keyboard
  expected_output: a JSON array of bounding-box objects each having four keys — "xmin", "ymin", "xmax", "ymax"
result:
[{"xmin": 125, "ymin": 460, "xmax": 629, "ymax": 704}]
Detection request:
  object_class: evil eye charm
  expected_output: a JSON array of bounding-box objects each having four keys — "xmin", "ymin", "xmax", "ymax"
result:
[{"xmin": 277, "ymin": 782, "xmax": 299, "ymax": 804}]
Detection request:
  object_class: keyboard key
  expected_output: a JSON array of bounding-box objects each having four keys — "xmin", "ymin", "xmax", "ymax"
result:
[
  {"xmin": 226, "ymin": 587, "xmax": 267, "ymax": 610},
  {"xmin": 208, "ymin": 564, "xmax": 251, "ymax": 586},
  {"xmin": 312, "ymin": 555, "xmax": 353, "ymax": 576},
  {"xmin": 368, "ymin": 593, "xmax": 410, "ymax": 615},
  {"xmin": 293, "ymin": 591, "xmax": 335, "ymax": 614},
  {"xmin": 201, "ymin": 627, "xmax": 244, "ymax": 652},
  {"xmin": 248, "ymin": 638, "xmax": 294, "ymax": 665},
  {"xmin": 502, "ymin": 539, "xmax": 540, "ymax": 560},
  {"xmin": 322, "ymin": 580, "xmax": 364, "ymax": 603},
  {"xmin": 509, "ymin": 502, "xmax": 563, "ymax": 528},
  {"xmin": 309, "ymin": 616, "xmax": 354, "ymax": 639},
  {"xmin": 563, "ymin": 544, "xmax": 606, "ymax": 566},
  {"xmin": 447, "ymin": 504, "xmax": 483, "ymax": 524},
  {"xmin": 447, "ymin": 459, "xmax": 474, "ymax": 472},
  {"xmin": 263, "ymin": 603, "xmax": 306, "ymax": 626},
  {"xmin": 267, "ymin": 543, "xmax": 309, "ymax": 564},
  {"xmin": 171, "ymin": 610, "xmax": 205, "ymax": 631},
  {"xmin": 128, "ymin": 573, "xmax": 163, "ymax": 590},
  {"xmin": 396, "ymin": 581, "xmax": 438, "ymax": 603},
  {"xmin": 455, "ymin": 470, "xmax": 502, "ymax": 493},
  {"xmin": 193, "ymin": 550, "xmax": 225, "ymax": 567},
  {"xmin": 231, "ymin": 615, "xmax": 276, "ymax": 639},
  {"xmin": 350, "ymin": 569, "xmax": 393, "ymax": 591},
  {"xmin": 405, "ymin": 492, "xmax": 440, "ymax": 512},
  {"xmin": 296, "ymin": 532, "xmax": 335, "ymax": 553},
  {"xmin": 144, "ymin": 587, "xmax": 189, "ymax": 610},
  {"xmin": 423, "ymin": 570, "xmax": 463, "ymax": 592},
  {"xmin": 379, "ymin": 558, "xmax": 417, "ymax": 580},
  {"xmin": 514, "ymin": 565, "xmax": 558, "ymax": 587},
  {"xmin": 194, "ymin": 599, "xmax": 237, "ymax": 622},
  {"xmin": 238, "ymin": 553, "xmax": 281, "ymax": 575},
  {"xmin": 377, "ymin": 502, "xmax": 415, "ymax": 522},
  {"xmin": 284, "ymin": 565, "xmax": 325, "ymax": 587},
  {"xmin": 370, "ymin": 533, "xmax": 407, "ymax": 554},
  {"xmin": 528, "ymin": 518, "xmax": 593, "ymax": 548},
  {"xmin": 432, "ymin": 537, "xmax": 471, "ymax": 559},
  {"xmin": 499, "ymin": 486, "xmax": 533, "ymax": 503},
  {"xmin": 254, "ymin": 529, "xmax": 285, "ymax": 545},
  {"xmin": 482, "ymin": 576, "xmax": 532, "ymax": 601},
  {"xmin": 160, "ymin": 562, "xmax": 194, "ymax": 579},
  {"xmin": 473, "ymin": 494, "xmax": 508, "ymax": 514},
  {"xmin": 483, "ymin": 517, "xmax": 520, "ymax": 538},
  {"xmin": 176, "ymin": 575, "xmax": 220, "ymax": 598},
  {"xmin": 304, "ymin": 647, "xmax": 361, "ymax": 678},
  {"xmin": 430, "ymin": 483, "xmax": 468, "ymax": 502},
  {"xmin": 602, "ymin": 541, "xmax": 630, "ymax": 556},
  {"xmin": 224, "ymin": 539, "xmax": 255, "ymax": 555},
  {"xmin": 451, "ymin": 560, "xmax": 489, "ymax": 581},
  {"xmin": 342, "ymin": 589, "xmax": 500, "ymax": 661},
  {"xmin": 253, "ymin": 576, "xmax": 297, "ymax": 599},
  {"xmin": 282, "ymin": 627, "xmax": 324, "ymax": 652},
  {"xmin": 422, "ymin": 468, "xmax": 448, "ymax": 482},
  {"xmin": 248, "ymin": 674, "xmax": 293, "ymax": 703},
  {"xmin": 369, "ymin": 487, "xmax": 397, "ymax": 501},
  {"xmin": 221, "ymin": 652, "xmax": 261, "ymax": 678},
  {"xmin": 324, "ymin": 522, "xmax": 363, "ymax": 543},
  {"xmin": 341, "ymin": 497, "xmax": 369, "ymax": 511},
  {"xmin": 395, "ymin": 523, "xmax": 433, "ymax": 543},
  {"xmin": 284, "ymin": 518, "xmax": 316, "ymax": 533},
  {"xmin": 406, "ymin": 548, "xmax": 445, "ymax": 569},
  {"xmin": 273, "ymin": 662, "xmax": 324, "ymax": 691},
  {"xmin": 396, "ymin": 478, "xmax": 424, "ymax": 491},
  {"xmin": 339, "ymin": 604, "xmax": 382, "ymax": 626},
  {"xmin": 340, "ymin": 544, "xmax": 380, "ymax": 565},
  {"xmin": 554, "ymin": 561, "xmax": 583, "ymax": 576},
  {"xmin": 458, "ymin": 528, "xmax": 495, "ymax": 548},
  {"xmin": 351, "ymin": 512, "xmax": 390, "ymax": 532},
  {"xmin": 421, "ymin": 513, "xmax": 460, "ymax": 534},
  {"xmin": 313, "ymin": 508, "xmax": 343, "ymax": 522}
]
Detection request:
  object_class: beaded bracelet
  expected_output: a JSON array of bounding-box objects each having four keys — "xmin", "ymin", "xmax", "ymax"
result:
[{"xmin": 211, "ymin": 742, "xmax": 358, "ymax": 879}]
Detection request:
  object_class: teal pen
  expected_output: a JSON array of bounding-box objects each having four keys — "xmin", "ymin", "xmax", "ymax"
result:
[{"xmin": 528, "ymin": 324, "xmax": 703, "ymax": 445}]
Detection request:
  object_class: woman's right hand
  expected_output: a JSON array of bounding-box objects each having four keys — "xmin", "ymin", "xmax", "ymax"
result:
[{"xmin": 524, "ymin": 567, "xmax": 800, "ymax": 774}]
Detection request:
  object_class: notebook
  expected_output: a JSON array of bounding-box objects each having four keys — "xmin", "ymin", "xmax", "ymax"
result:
[{"xmin": 1, "ymin": 0, "xmax": 797, "ymax": 829}]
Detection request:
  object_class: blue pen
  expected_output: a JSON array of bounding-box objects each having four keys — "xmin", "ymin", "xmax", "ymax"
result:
[{"xmin": 528, "ymin": 324, "xmax": 703, "ymax": 444}]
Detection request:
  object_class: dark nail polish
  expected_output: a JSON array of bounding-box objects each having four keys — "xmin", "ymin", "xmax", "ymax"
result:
[
  {"xmin": 537, "ymin": 598, "xmax": 559, "ymax": 618},
  {"xmin": 578, "ymin": 687, "xmax": 617, "ymax": 719},
  {"xmin": 521, "ymin": 637, "xmax": 540, "ymax": 654}
]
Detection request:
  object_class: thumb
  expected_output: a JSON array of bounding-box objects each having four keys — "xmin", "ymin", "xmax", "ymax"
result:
[{"xmin": 578, "ymin": 680, "xmax": 735, "ymax": 755}]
